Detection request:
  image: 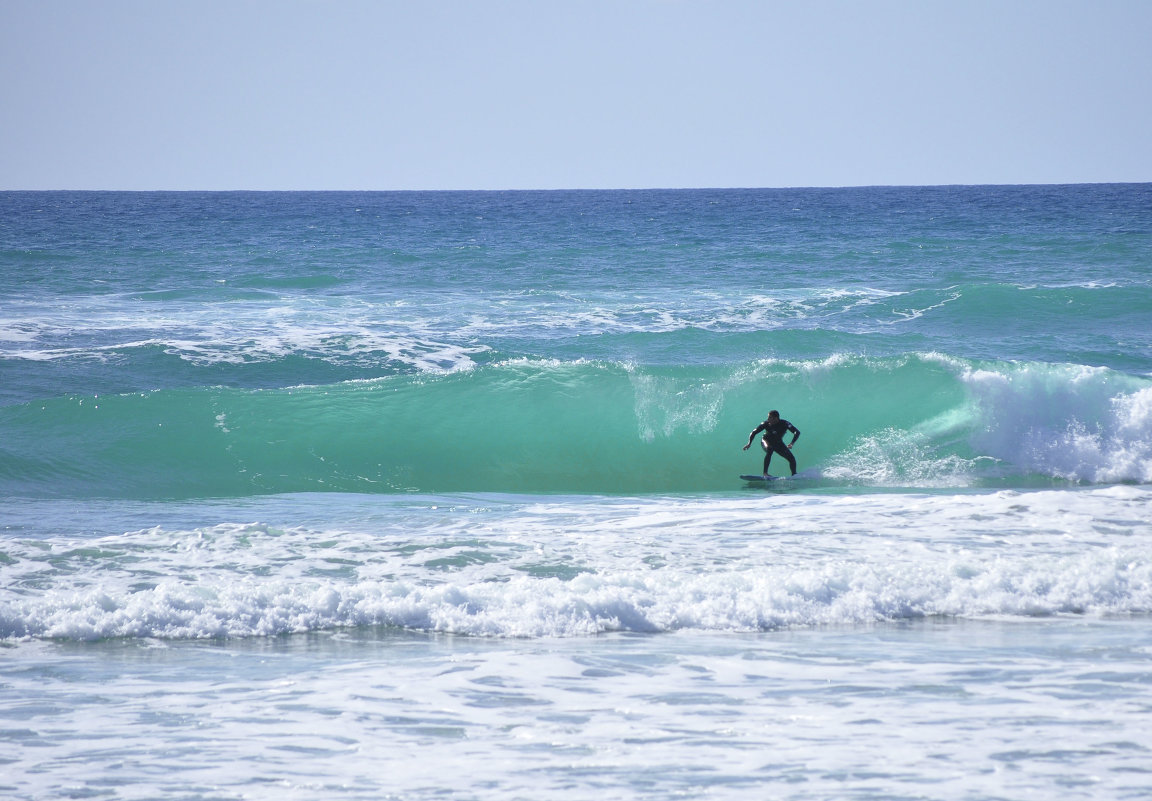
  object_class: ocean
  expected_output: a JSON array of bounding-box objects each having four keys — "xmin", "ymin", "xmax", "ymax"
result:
[{"xmin": 2, "ymin": 186, "xmax": 1150, "ymax": 799}]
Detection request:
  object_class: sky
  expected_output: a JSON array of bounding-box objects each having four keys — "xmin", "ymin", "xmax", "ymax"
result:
[{"xmin": 2, "ymin": 0, "xmax": 1151, "ymax": 190}]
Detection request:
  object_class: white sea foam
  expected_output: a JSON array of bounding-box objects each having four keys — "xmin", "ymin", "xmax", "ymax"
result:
[
  {"xmin": 961, "ymin": 362, "xmax": 1152, "ymax": 483},
  {"xmin": 3, "ymin": 488, "xmax": 1149, "ymax": 642},
  {"xmin": 0, "ymin": 286, "xmax": 925, "ymax": 368},
  {"xmin": 0, "ymin": 295, "xmax": 487, "ymax": 373},
  {"xmin": 882, "ymin": 287, "xmax": 962, "ymax": 324},
  {"xmin": 821, "ymin": 427, "xmax": 981, "ymax": 487}
]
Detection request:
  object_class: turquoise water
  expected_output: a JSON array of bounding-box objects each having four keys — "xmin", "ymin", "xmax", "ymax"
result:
[
  {"xmin": 2, "ymin": 186, "xmax": 1151, "ymax": 800},
  {"xmin": 3, "ymin": 186, "xmax": 1151, "ymax": 496}
]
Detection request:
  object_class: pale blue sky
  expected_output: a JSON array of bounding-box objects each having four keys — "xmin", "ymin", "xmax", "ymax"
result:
[{"xmin": 3, "ymin": 0, "xmax": 1150, "ymax": 190}]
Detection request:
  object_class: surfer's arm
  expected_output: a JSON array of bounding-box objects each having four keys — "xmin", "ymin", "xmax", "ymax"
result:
[
  {"xmin": 787, "ymin": 423, "xmax": 800, "ymax": 446},
  {"xmin": 743, "ymin": 423, "xmax": 765, "ymax": 450}
]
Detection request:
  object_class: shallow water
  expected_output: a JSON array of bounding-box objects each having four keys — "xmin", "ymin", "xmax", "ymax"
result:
[{"xmin": 5, "ymin": 618, "xmax": 1151, "ymax": 800}]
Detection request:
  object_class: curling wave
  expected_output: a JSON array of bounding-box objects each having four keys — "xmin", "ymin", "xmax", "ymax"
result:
[{"xmin": 1, "ymin": 353, "xmax": 1149, "ymax": 498}]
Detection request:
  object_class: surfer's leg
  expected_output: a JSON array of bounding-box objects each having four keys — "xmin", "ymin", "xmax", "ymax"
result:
[
  {"xmin": 760, "ymin": 439, "xmax": 772, "ymax": 475},
  {"xmin": 781, "ymin": 445, "xmax": 797, "ymax": 476},
  {"xmin": 769, "ymin": 442, "xmax": 797, "ymax": 472},
  {"xmin": 771, "ymin": 442, "xmax": 797, "ymax": 475}
]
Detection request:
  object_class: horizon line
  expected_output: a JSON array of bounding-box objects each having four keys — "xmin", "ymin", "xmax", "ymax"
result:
[{"xmin": 4, "ymin": 181, "xmax": 1150, "ymax": 193}]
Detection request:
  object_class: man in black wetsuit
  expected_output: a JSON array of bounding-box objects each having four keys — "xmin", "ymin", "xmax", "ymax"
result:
[{"xmin": 742, "ymin": 410, "xmax": 800, "ymax": 477}]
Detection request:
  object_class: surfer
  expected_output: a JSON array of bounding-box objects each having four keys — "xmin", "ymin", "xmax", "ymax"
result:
[{"xmin": 743, "ymin": 410, "xmax": 800, "ymax": 477}]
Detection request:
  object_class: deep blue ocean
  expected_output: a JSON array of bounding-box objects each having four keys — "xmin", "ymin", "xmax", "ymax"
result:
[{"xmin": 2, "ymin": 186, "xmax": 1151, "ymax": 799}]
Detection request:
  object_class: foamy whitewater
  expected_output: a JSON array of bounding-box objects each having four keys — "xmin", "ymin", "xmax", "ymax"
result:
[{"xmin": 2, "ymin": 187, "xmax": 1151, "ymax": 799}]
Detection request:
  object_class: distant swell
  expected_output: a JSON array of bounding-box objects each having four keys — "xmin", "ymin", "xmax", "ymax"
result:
[{"xmin": 1, "ymin": 353, "xmax": 1150, "ymax": 498}]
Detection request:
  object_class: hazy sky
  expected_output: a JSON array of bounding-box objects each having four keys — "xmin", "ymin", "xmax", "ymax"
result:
[{"xmin": 3, "ymin": 0, "xmax": 1151, "ymax": 190}]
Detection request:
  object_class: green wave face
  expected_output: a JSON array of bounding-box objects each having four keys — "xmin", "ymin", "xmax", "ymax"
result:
[{"xmin": 4, "ymin": 354, "xmax": 1149, "ymax": 499}]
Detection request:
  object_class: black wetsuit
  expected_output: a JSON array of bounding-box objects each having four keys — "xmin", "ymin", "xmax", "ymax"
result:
[{"xmin": 751, "ymin": 418, "xmax": 800, "ymax": 476}]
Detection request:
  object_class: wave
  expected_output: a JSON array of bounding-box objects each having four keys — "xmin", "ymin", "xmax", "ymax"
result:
[
  {"xmin": 2, "ymin": 354, "xmax": 1149, "ymax": 499},
  {"xmin": 7, "ymin": 542, "xmax": 1150, "ymax": 640},
  {"xmin": 4, "ymin": 282, "xmax": 1150, "ymax": 364},
  {"xmin": 3, "ymin": 487, "xmax": 1150, "ymax": 641}
]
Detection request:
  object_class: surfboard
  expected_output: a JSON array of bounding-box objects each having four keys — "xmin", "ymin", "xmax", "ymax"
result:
[{"xmin": 740, "ymin": 474, "xmax": 782, "ymax": 482}]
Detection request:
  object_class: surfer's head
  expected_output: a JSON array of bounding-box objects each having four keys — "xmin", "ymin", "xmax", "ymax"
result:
[{"xmin": 767, "ymin": 410, "xmax": 779, "ymax": 420}]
